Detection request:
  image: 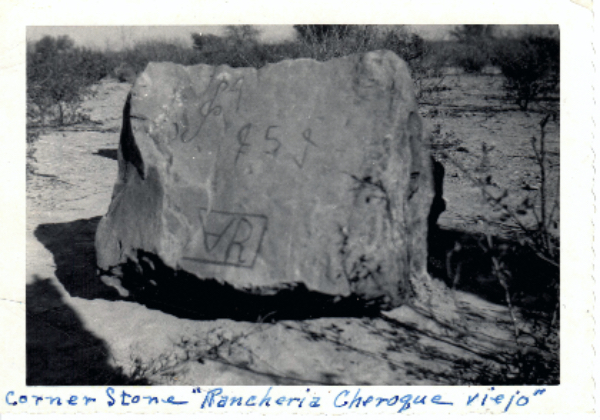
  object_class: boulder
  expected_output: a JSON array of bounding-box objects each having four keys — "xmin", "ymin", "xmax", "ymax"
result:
[{"xmin": 95, "ymin": 50, "xmax": 435, "ymax": 310}]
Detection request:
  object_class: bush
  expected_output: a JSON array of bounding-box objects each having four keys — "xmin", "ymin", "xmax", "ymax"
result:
[
  {"xmin": 292, "ymin": 25, "xmax": 426, "ymax": 64},
  {"xmin": 27, "ymin": 35, "xmax": 110, "ymax": 126},
  {"xmin": 193, "ymin": 28, "xmax": 262, "ymax": 68},
  {"xmin": 293, "ymin": 25, "xmax": 353, "ymax": 43},
  {"xmin": 26, "ymin": 129, "xmax": 40, "ymax": 178},
  {"xmin": 190, "ymin": 25, "xmax": 427, "ymax": 72},
  {"xmin": 448, "ymin": 25, "xmax": 494, "ymax": 74},
  {"xmin": 454, "ymin": 44, "xmax": 489, "ymax": 74},
  {"xmin": 114, "ymin": 62, "xmax": 137, "ymax": 83},
  {"xmin": 112, "ymin": 39, "xmax": 203, "ymax": 75},
  {"xmin": 492, "ymin": 35, "xmax": 559, "ymax": 111}
]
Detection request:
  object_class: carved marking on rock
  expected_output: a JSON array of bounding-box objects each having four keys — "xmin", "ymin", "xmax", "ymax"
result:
[
  {"xmin": 231, "ymin": 77, "xmax": 244, "ymax": 111},
  {"xmin": 264, "ymin": 125, "xmax": 281, "ymax": 157},
  {"xmin": 177, "ymin": 77, "xmax": 244, "ymax": 144},
  {"xmin": 190, "ymin": 80, "xmax": 228, "ymax": 143},
  {"xmin": 182, "ymin": 209, "xmax": 268, "ymax": 268},
  {"xmin": 235, "ymin": 123, "xmax": 252, "ymax": 165},
  {"xmin": 292, "ymin": 128, "xmax": 318, "ymax": 169}
]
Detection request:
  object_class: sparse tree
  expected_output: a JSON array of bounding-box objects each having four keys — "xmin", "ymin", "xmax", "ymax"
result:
[
  {"xmin": 224, "ymin": 25, "xmax": 261, "ymax": 47},
  {"xmin": 191, "ymin": 27, "xmax": 264, "ymax": 68},
  {"xmin": 27, "ymin": 35, "xmax": 108, "ymax": 125},
  {"xmin": 449, "ymin": 25, "xmax": 495, "ymax": 74},
  {"xmin": 492, "ymin": 34, "xmax": 559, "ymax": 111}
]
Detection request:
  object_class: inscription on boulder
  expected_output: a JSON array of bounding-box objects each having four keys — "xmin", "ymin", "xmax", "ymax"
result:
[
  {"xmin": 181, "ymin": 209, "xmax": 267, "ymax": 268},
  {"xmin": 95, "ymin": 50, "xmax": 435, "ymax": 309}
]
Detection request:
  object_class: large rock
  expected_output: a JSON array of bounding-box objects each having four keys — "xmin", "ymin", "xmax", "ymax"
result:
[{"xmin": 95, "ymin": 50, "xmax": 435, "ymax": 310}]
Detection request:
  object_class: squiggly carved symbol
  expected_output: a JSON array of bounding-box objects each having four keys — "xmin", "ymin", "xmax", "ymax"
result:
[
  {"xmin": 235, "ymin": 123, "xmax": 252, "ymax": 165},
  {"xmin": 181, "ymin": 80, "xmax": 229, "ymax": 143},
  {"xmin": 292, "ymin": 128, "xmax": 317, "ymax": 169},
  {"xmin": 231, "ymin": 77, "xmax": 244, "ymax": 111}
]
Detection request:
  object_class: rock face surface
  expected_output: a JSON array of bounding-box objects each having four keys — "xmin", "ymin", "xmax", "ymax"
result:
[{"xmin": 95, "ymin": 50, "xmax": 435, "ymax": 310}]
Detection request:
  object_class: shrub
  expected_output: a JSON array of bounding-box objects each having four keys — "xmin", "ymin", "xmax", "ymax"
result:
[
  {"xmin": 113, "ymin": 39, "xmax": 203, "ymax": 75},
  {"xmin": 27, "ymin": 35, "xmax": 109, "ymax": 126},
  {"xmin": 492, "ymin": 35, "xmax": 559, "ymax": 111},
  {"xmin": 26, "ymin": 129, "xmax": 40, "ymax": 178},
  {"xmin": 189, "ymin": 25, "xmax": 427, "ymax": 71},
  {"xmin": 292, "ymin": 25, "xmax": 426, "ymax": 65},
  {"xmin": 454, "ymin": 44, "xmax": 489, "ymax": 74},
  {"xmin": 448, "ymin": 25, "xmax": 495, "ymax": 74},
  {"xmin": 293, "ymin": 25, "xmax": 379, "ymax": 61},
  {"xmin": 192, "ymin": 26, "xmax": 272, "ymax": 68},
  {"xmin": 114, "ymin": 62, "xmax": 137, "ymax": 83},
  {"xmin": 293, "ymin": 25, "xmax": 353, "ymax": 43}
]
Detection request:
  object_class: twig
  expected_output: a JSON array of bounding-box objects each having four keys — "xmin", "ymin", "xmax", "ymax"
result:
[
  {"xmin": 525, "ymin": 244, "xmax": 560, "ymax": 268},
  {"xmin": 491, "ymin": 254, "xmax": 520, "ymax": 339},
  {"xmin": 545, "ymin": 178, "xmax": 560, "ymax": 232},
  {"xmin": 440, "ymin": 151, "xmax": 531, "ymax": 235}
]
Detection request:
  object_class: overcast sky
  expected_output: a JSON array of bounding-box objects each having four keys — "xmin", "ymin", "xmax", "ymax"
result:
[{"xmin": 26, "ymin": 25, "xmax": 457, "ymax": 50}]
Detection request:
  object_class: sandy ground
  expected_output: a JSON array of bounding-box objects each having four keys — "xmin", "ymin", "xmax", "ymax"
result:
[
  {"xmin": 26, "ymin": 74, "xmax": 559, "ymax": 385},
  {"xmin": 422, "ymin": 75, "xmax": 559, "ymax": 240}
]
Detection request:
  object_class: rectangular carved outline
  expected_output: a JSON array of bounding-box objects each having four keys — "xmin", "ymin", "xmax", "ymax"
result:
[{"xmin": 182, "ymin": 208, "xmax": 268, "ymax": 269}]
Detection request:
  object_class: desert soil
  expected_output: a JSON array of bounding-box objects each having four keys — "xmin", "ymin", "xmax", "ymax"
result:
[{"xmin": 26, "ymin": 72, "xmax": 559, "ymax": 386}]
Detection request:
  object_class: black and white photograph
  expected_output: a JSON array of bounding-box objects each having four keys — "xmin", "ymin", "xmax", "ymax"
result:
[
  {"xmin": 23, "ymin": 23, "xmax": 564, "ymax": 388},
  {"xmin": 0, "ymin": 0, "xmax": 594, "ymax": 414}
]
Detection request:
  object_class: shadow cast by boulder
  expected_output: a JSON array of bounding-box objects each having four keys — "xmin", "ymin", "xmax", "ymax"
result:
[
  {"xmin": 34, "ymin": 217, "xmax": 122, "ymax": 301},
  {"xmin": 117, "ymin": 250, "xmax": 382, "ymax": 322},
  {"xmin": 34, "ymin": 218, "xmax": 381, "ymax": 322},
  {"xmin": 33, "ymin": 215, "xmax": 558, "ymax": 325},
  {"xmin": 26, "ymin": 276, "xmax": 144, "ymax": 385},
  {"xmin": 94, "ymin": 148, "xmax": 118, "ymax": 161}
]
